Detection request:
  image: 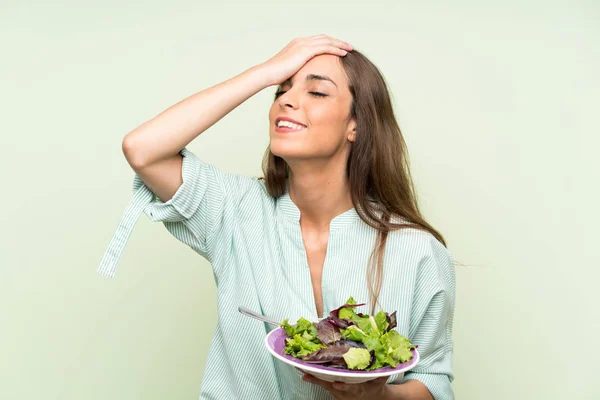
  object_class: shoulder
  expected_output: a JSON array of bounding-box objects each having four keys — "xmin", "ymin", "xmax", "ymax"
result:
[
  {"xmin": 235, "ymin": 177, "xmax": 280, "ymax": 220},
  {"xmin": 387, "ymin": 224, "xmax": 447, "ymax": 254},
  {"xmin": 359, "ymin": 206, "xmax": 453, "ymax": 273},
  {"xmin": 386, "ymin": 225, "xmax": 455, "ymax": 292},
  {"xmin": 386, "ymin": 226, "xmax": 451, "ymax": 263}
]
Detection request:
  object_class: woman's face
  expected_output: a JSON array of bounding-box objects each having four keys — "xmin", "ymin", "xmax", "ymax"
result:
[{"xmin": 268, "ymin": 55, "xmax": 356, "ymax": 162}]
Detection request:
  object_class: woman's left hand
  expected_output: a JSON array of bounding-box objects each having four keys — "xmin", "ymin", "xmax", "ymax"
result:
[{"xmin": 302, "ymin": 373, "xmax": 390, "ymax": 400}]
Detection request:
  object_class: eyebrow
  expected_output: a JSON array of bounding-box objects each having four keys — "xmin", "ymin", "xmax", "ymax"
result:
[{"xmin": 281, "ymin": 74, "xmax": 338, "ymax": 88}]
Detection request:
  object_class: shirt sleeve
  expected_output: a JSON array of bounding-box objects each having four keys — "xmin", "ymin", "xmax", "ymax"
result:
[
  {"xmin": 97, "ymin": 147, "xmax": 258, "ymax": 279},
  {"xmin": 400, "ymin": 234, "xmax": 456, "ymax": 400}
]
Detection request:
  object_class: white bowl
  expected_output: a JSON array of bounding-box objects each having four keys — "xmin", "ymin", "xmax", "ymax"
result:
[{"xmin": 265, "ymin": 327, "xmax": 420, "ymax": 384}]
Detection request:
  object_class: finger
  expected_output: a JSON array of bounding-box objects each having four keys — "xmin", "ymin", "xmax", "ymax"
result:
[
  {"xmin": 367, "ymin": 376, "xmax": 390, "ymax": 387},
  {"xmin": 311, "ymin": 45, "xmax": 348, "ymax": 57},
  {"xmin": 307, "ymin": 33, "xmax": 333, "ymax": 40},
  {"xmin": 331, "ymin": 381, "xmax": 350, "ymax": 391},
  {"xmin": 311, "ymin": 36, "xmax": 353, "ymax": 51},
  {"xmin": 302, "ymin": 373, "xmax": 337, "ymax": 391}
]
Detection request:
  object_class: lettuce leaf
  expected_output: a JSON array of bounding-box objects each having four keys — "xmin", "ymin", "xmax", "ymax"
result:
[
  {"xmin": 280, "ymin": 297, "xmax": 414, "ymax": 371},
  {"xmin": 281, "ymin": 317, "xmax": 318, "ymax": 340},
  {"xmin": 343, "ymin": 347, "xmax": 372, "ymax": 370},
  {"xmin": 284, "ymin": 333, "xmax": 326, "ymax": 358},
  {"xmin": 374, "ymin": 310, "xmax": 389, "ymax": 333},
  {"xmin": 329, "ymin": 296, "xmax": 366, "ymax": 320}
]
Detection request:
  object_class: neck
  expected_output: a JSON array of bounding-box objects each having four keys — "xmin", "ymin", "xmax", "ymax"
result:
[{"xmin": 286, "ymin": 156, "xmax": 354, "ymax": 229}]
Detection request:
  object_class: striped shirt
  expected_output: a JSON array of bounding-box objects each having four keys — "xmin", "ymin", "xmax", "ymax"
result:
[{"xmin": 98, "ymin": 148, "xmax": 456, "ymax": 400}]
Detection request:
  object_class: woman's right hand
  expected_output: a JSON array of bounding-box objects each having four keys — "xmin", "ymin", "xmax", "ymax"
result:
[{"xmin": 257, "ymin": 34, "xmax": 353, "ymax": 87}]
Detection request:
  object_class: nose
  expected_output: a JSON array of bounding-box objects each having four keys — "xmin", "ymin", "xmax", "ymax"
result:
[{"xmin": 278, "ymin": 88, "xmax": 299, "ymax": 110}]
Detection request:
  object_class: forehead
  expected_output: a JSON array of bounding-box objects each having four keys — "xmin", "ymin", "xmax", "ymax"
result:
[{"xmin": 286, "ymin": 55, "xmax": 349, "ymax": 88}]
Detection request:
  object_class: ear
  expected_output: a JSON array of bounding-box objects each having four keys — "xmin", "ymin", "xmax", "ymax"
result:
[{"xmin": 347, "ymin": 120, "xmax": 357, "ymax": 142}]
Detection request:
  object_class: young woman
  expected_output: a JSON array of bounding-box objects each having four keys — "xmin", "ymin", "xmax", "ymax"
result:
[{"xmin": 99, "ymin": 34, "xmax": 455, "ymax": 400}]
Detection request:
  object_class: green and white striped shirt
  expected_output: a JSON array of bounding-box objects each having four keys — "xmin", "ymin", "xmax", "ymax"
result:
[{"xmin": 98, "ymin": 148, "xmax": 456, "ymax": 400}]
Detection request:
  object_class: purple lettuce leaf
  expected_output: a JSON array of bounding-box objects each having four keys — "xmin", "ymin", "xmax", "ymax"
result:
[
  {"xmin": 302, "ymin": 342, "xmax": 352, "ymax": 363},
  {"xmin": 326, "ymin": 358, "xmax": 349, "ymax": 369},
  {"xmin": 326, "ymin": 316, "xmax": 355, "ymax": 329},
  {"xmin": 316, "ymin": 319, "xmax": 342, "ymax": 345},
  {"xmin": 386, "ymin": 311, "xmax": 397, "ymax": 332},
  {"xmin": 338, "ymin": 338, "xmax": 367, "ymax": 349},
  {"xmin": 302, "ymin": 339, "xmax": 366, "ymax": 364},
  {"xmin": 368, "ymin": 349, "xmax": 376, "ymax": 369}
]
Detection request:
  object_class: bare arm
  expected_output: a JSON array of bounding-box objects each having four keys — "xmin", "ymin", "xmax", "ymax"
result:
[
  {"xmin": 121, "ymin": 35, "xmax": 351, "ymax": 203},
  {"xmin": 121, "ymin": 65, "xmax": 271, "ymax": 202},
  {"xmin": 383, "ymin": 380, "xmax": 434, "ymax": 400}
]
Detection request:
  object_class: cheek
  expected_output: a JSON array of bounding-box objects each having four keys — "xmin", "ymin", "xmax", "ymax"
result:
[
  {"xmin": 268, "ymin": 103, "xmax": 277, "ymax": 123},
  {"xmin": 308, "ymin": 110, "xmax": 347, "ymax": 145},
  {"xmin": 268, "ymin": 105, "xmax": 279, "ymax": 139}
]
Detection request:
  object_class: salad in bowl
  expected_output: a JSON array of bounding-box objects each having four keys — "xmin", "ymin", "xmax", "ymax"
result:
[{"xmin": 265, "ymin": 297, "xmax": 420, "ymax": 384}]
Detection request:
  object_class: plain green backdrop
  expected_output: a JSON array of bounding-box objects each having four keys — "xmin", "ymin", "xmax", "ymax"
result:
[{"xmin": 1, "ymin": 0, "xmax": 598, "ymax": 399}]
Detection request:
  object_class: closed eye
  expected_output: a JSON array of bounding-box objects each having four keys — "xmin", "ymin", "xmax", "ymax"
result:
[{"xmin": 274, "ymin": 90, "xmax": 328, "ymax": 99}]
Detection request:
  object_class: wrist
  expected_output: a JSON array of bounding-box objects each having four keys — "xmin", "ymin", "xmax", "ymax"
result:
[
  {"xmin": 381, "ymin": 384, "xmax": 398, "ymax": 400},
  {"xmin": 247, "ymin": 63, "xmax": 277, "ymax": 89}
]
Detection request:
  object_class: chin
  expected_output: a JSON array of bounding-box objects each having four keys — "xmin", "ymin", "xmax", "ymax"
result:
[
  {"xmin": 269, "ymin": 145, "xmax": 301, "ymax": 160},
  {"xmin": 269, "ymin": 136, "xmax": 300, "ymax": 159}
]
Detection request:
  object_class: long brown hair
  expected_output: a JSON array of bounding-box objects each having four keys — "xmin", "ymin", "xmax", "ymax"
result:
[{"xmin": 261, "ymin": 50, "xmax": 446, "ymax": 314}]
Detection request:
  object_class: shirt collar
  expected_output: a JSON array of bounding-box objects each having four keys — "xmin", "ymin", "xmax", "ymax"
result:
[{"xmin": 276, "ymin": 187, "xmax": 360, "ymax": 232}]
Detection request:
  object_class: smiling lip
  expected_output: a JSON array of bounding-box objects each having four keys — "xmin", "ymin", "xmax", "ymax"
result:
[
  {"xmin": 275, "ymin": 116, "xmax": 307, "ymax": 127},
  {"xmin": 274, "ymin": 116, "xmax": 307, "ymax": 134}
]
